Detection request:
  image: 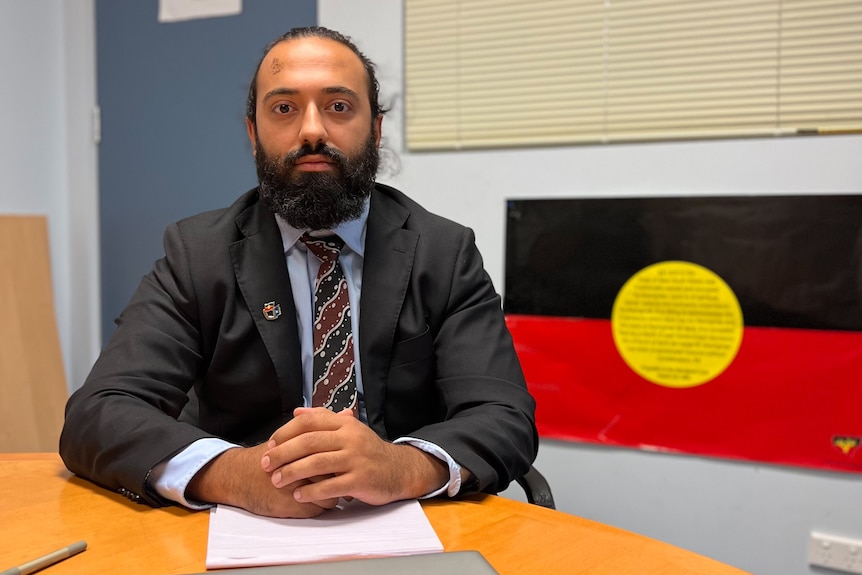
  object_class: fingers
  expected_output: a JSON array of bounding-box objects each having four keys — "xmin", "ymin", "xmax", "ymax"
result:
[
  {"xmin": 270, "ymin": 450, "xmax": 348, "ymax": 488},
  {"xmin": 305, "ymin": 494, "xmax": 340, "ymax": 511},
  {"xmin": 265, "ymin": 494, "xmax": 339, "ymax": 517},
  {"xmin": 293, "ymin": 406, "xmax": 355, "ymax": 418},
  {"xmin": 262, "ymin": 409, "xmax": 366, "ymax": 478},
  {"xmin": 289, "ymin": 476, "xmax": 341, "ymax": 511},
  {"xmin": 269, "ymin": 407, "xmax": 342, "ymax": 445},
  {"xmin": 307, "ymin": 474, "xmax": 335, "ymax": 483},
  {"xmin": 293, "ymin": 473, "xmax": 356, "ymax": 504},
  {"xmin": 262, "ymin": 430, "xmax": 338, "ymax": 471},
  {"xmin": 271, "ymin": 498, "xmax": 335, "ymax": 518}
]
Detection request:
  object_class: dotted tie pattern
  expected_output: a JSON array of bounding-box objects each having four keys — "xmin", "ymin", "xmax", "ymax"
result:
[{"xmin": 299, "ymin": 233, "xmax": 358, "ymax": 415}]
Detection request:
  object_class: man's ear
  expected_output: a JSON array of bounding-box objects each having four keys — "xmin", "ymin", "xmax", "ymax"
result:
[
  {"xmin": 373, "ymin": 115, "xmax": 383, "ymax": 148},
  {"xmin": 245, "ymin": 117, "xmax": 257, "ymax": 156}
]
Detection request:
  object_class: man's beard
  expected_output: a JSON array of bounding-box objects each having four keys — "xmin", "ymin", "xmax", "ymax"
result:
[{"xmin": 255, "ymin": 133, "xmax": 379, "ymax": 230}]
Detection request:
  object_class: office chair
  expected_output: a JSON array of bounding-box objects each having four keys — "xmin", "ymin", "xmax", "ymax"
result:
[{"xmin": 516, "ymin": 465, "xmax": 555, "ymax": 509}]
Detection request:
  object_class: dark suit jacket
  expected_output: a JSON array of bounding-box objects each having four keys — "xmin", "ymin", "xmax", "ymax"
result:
[{"xmin": 60, "ymin": 184, "xmax": 537, "ymax": 507}]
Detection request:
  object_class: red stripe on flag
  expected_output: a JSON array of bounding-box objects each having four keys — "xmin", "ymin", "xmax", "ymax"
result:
[{"xmin": 507, "ymin": 314, "xmax": 862, "ymax": 473}]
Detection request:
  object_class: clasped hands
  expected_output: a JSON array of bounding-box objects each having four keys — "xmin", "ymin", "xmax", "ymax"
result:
[{"xmin": 188, "ymin": 407, "xmax": 448, "ymax": 518}]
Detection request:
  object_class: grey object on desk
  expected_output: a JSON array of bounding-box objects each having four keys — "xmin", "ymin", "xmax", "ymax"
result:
[
  {"xmin": 0, "ymin": 541, "xmax": 87, "ymax": 575},
  {"xmin": 179, "ymin": 551, "xmax": 497, "ymax": 574}
]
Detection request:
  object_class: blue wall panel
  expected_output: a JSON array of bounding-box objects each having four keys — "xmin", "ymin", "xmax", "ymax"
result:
[{"xmin": 97, "ymin": 0, "xmax": 316, "ymax": 341}]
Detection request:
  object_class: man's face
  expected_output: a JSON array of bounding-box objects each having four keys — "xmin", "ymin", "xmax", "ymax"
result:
[{"xmin": 247, "ymin": 37, "xmax": 383, "ymax": 230}]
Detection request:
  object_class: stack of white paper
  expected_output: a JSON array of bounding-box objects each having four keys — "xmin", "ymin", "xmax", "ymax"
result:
[{"xmin": 206, "ymin": 499, "xmax": 445, "ymax": 569}]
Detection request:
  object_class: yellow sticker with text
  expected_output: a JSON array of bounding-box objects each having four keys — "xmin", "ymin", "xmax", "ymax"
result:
[{"xmin": 611, "ymin": 261, "xmax": 743, "ymax": 388}]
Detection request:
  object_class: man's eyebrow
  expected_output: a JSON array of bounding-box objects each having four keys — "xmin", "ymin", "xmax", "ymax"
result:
[
  {"xmin": 262, "ymin": 86, "xmax": 360, "ymax": 101},
  {"xmin": 262, "ymin": 87, "xmax": 300, "ymax": 101},
  {"xmin": 322, "ymin": 86, "xmax": 360, "ymax": 99}
]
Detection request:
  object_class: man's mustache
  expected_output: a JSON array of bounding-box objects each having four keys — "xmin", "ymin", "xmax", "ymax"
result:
[{"xmin": 283, "ymin": 143, "xmax": 347, "ymax": 168}]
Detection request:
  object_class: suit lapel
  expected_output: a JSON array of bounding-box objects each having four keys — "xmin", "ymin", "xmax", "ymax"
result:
[
  {"xmin": 360, "ymin": 188, "xmax": 418, "ymax": 437},
  {"xmin": 229, "ymin": 199, "xmax": 303, "ymax": 417}
]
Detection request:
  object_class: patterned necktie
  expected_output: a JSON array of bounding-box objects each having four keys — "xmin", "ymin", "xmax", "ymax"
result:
[{"xmin": 299, "ymin": 233, "xmax": 358, "ymax": 415}]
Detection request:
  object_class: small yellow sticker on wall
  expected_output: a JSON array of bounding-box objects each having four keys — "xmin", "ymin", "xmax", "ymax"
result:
[{"xmin": 611, "ymin": 261, "xmax": 743, "ymax": 388}]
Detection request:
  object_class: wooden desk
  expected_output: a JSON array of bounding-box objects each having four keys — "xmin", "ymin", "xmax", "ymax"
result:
[{"xmin": 0, "ymin": 454, "xmax": 750, "ymax": 574}]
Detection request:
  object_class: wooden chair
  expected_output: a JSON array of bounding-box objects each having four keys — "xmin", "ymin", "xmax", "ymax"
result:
[{"xmin": 0, "ymin": 215, "xmax": 68, "ymax": 452}]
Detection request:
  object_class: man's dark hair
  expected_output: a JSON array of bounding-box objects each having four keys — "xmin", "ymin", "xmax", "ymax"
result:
[{"xmin": 245, "ymin": 27, "xmax": 385, "ymax": 126}]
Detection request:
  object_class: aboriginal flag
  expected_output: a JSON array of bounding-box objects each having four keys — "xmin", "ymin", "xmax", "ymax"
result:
[{"xmin": 504, "ymin": 196, "xmax": 862, "ymax": 473}]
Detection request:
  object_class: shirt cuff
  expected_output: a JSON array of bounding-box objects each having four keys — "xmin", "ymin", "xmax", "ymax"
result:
[
  {"xmin": 149, "ymin": 438, "xmax": 237, "ymax": 509},
  {"xmin": 393, "ymin": 436, "xmax": 462, "ymax": 498}
]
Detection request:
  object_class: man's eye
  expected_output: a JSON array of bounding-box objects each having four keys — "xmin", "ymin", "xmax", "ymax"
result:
[
  {"xmin": 275, "ymin": 104, "xmax": 292, "ymax": 114},
  {"xmin": 332, "ymin": 102, "xmax": 348, "ymax": 112}
]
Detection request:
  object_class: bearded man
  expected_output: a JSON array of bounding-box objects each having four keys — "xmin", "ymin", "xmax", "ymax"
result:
[{"xmin": 60, "ymin": 27, "xmax": 537, "ymax": 518}]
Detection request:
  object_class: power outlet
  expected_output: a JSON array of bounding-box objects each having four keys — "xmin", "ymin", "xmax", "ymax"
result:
[{"xmin": 809, "ymin": 531, "xmax": 862, "ymax": 574}]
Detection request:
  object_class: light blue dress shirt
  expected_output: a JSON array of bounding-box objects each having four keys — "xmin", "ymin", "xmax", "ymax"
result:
[{"xmin": 150, "ymin": 198, "xmax": 462, "ymax": 508}]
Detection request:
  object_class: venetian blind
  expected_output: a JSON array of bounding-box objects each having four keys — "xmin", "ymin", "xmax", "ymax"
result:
[{"xmin": 404, "ymin": 0, "xmax": 862, "ymax": 150}]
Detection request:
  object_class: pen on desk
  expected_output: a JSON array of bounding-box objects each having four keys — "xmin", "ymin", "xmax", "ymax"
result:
[{"xmin": 0, "ymin": 541, "xmax": 87, "ymax": 575}]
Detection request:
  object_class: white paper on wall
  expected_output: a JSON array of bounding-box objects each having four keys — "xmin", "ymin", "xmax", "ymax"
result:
[{"xmin": 158, "ymin": 0, "xmax": 242, "ymax": 23}]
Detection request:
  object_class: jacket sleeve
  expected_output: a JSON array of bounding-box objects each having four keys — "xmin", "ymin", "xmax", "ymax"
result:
[
  {"xmin": 402, "ymin": 227, "xmax": 538, "ymax": 495},
  {"xmin": 59, "ymin": 222, "xmax": 213, "ymax": 507}
]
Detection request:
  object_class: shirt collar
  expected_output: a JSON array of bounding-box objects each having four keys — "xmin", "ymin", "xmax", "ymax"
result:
[{"xmin": 274, "ymin": 196, "xmax": 370, "ymax": 257}]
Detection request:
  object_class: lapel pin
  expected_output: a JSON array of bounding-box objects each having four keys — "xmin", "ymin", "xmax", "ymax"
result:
[{"xmin": 262, "ymin": 301, "xmax": 282, "ymax": 321}]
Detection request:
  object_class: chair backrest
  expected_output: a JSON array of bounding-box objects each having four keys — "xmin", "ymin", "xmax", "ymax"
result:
[
  {"xmin": 0, "ymin": 215, "xmax": 68, "ymax": 452},
  {"xmin": 516, "ymin": 465, "xmax": 556, "ymax": 509}
]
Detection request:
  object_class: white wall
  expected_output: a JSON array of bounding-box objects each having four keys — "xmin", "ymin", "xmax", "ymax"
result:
[
  {"xmin": 0, "ymin": 0, "xmax": 100, "ymax": 392},
  {"xmin": 62, "ymin": 0, "xmax": 101, "ymax": 396},
  {"xmin": 0, "ymin": 1, "xmax": 67, "ymax": 332},
  {"xmin": 319, "ymin": 2, "xmax": 862, "ymax": 575}
]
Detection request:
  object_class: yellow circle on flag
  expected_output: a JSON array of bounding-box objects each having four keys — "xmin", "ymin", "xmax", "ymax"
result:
[{"xmin": 611, "ymin": 261, "xmax": 743, "ymax": 388}]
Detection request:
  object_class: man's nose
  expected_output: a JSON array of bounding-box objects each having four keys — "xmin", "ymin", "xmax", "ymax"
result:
[{"xmin": 299, "ymin": 106, "xmax": 327, "ymax": 146}]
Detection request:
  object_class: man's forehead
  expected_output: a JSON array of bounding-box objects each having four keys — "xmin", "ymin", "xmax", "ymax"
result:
[{"xmin": 259, "ymin": 37, "xmax": 367, "ymax": 87}]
